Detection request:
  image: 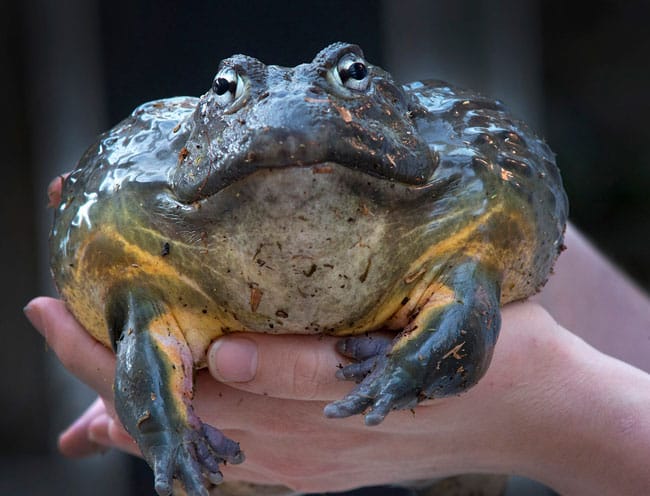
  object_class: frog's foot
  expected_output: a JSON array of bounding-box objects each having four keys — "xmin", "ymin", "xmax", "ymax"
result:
[
  {"xmin": 325, "ymin": 262, "xmax": 501, "ymax": 426},
  {"xmin": 150, "ymin": 420, "xmax": 244, "ymax": 496},
  {"xmin": 324, "ymin": 347, "xmax": 425, "ymax": 426},
  {"xmin": 109, "ymin": 288, "xmax": 244, "ymax": 496}
]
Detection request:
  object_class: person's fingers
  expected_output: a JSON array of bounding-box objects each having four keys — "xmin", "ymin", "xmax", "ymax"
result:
[
  {"xmin": 206, "ymin": 303, "xmax": 567, "ymax": 406},
  {"xmin": 207, "ymin": 333, "xmax": 357, "ymax": 401},
  {"xmin": 24, "ymin": 296, "xmax": 115, "ymax": 399},
  {"xmin": 58, "ymin": 397, "xmax": 109, "ymax": 457},
  {"xmin": 89, "ymin": 413, "xmax": 140, "ymax": 456},
  {"xmin": 47, "ymin": 173, "xmax": 68, "ymax": 208},
  {"xmin": 59, "ymin": 397, "xmax": 139, "ymax": 457},
  {"xmin": 106, "ymin": 417, "xmax": 139, "ymax": 455}
]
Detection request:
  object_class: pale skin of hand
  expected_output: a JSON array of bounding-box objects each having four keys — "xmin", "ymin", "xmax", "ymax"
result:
[{"xmin": 30, "ymin": 179, "xmax": 650, "ymax": 495}]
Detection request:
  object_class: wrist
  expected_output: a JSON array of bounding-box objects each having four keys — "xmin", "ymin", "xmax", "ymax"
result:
[{"xmin": 514, "ymin": 335, "xmax": 650, "ymax": 494}]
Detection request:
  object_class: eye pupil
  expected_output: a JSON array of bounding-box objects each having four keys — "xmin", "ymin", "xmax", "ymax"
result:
[
  {"xmin": 336, "ymin": 57, "xmax": 370, "ymax": 90},
  {"xmin": 347, "ymin": 62, "xmax": 368, "ymax": 81},
  {"xmin": 214, "ymin": 77, "xmax": 233, "ymax": 95}
]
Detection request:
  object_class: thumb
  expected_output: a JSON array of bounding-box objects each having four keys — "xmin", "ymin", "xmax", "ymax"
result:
[{"xmin": 207, "ymin": 333, "xmax": 353, "ymax": 401}]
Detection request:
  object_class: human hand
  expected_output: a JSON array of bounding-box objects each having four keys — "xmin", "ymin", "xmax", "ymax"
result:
[{"xmin": 25, "ymin": 295, "xmax": 650, "ymax": 494}]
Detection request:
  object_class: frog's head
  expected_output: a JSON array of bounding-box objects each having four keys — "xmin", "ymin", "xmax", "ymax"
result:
[{"xmin": 171, "ymin": 42, "xmax": 438, "ymax": 202}]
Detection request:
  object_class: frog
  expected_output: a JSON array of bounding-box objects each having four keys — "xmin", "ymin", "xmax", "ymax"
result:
[{"xmin": 50, "ymin": 42, "xmax": 568, "ymax": 496}]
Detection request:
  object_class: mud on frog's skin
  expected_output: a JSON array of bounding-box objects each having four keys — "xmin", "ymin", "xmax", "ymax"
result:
[{"xmin": 50, "ymin": 42, "xmax": 568, "ymax": 495}]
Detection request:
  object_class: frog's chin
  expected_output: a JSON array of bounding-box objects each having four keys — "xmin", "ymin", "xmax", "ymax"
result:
[{"xmin": 193, "ymin": 162, "xmax": 412, "ymax": 334}]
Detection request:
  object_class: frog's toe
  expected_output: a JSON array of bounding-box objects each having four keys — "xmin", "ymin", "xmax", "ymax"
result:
[
  {"xmin": 325, "ymin": 364, "xmax": 420, "ymax": 425},
  {"xmin": 323, "ymin": 393, "xmax": 374, "ymax": 419},
  {"xmin": 188, "ymin": 423, "xmax": 245, "ymax": 487},
  {"xmin": 335, "ymin": 360, "xmax": 376, "ymax": 382},
  {"xmin": 327, "ymin": 335, "xmax": 408, "ymax": 422},
  {"xmin": 324, "ymin": 383, "xmax": 417, "ymax": 425},
  {"xmin": 194, "ymin": 437, "xmax": 222, "ymax": 482},
  {"xmin": 175, "ymin": 445, "xmax": 210, "ymax": 496},
  {"xmin": 151, "ymin": 448, "xmax": 174, "ymax": 495},
  {"xmin": 202, "ymin": 423, "xmax": 245, "ymax": 465},
  {"xmin": 363, "ymin": 393, "xmax": 399, "ymax": 426},
  {"xmin": 336, "ymin": 335, "xmax": 393, "ymax": 361},
  {"xmin": 151, "ymin": 439, "xmax": 208, "ymax": 496},
  {"xmin": 334, "ymin": 335, "xmax": 392, "ymax": 383},
  {"xmin": 148, "ymin": 422, "xmax": 243, "ymax": 496}
]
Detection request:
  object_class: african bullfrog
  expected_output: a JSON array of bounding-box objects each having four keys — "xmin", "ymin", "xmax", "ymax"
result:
[{"xmin": 50, "ymin": 42, "xmax": 568, "ymax": 495}]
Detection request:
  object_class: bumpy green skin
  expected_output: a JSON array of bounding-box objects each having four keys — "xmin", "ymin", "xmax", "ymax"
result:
[{"xmin": 50, "ymin": 43, "xmax": 567, "ymax": 496}]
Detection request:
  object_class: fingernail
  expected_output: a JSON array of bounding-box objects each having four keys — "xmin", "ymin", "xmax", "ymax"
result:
[
  {"xmin": 24, "ymin": 301, "xmax": 44, "ymax": 335},
  {"xmin": 208, "ymin": 337, "xmax": 258, "ymax": 383}
]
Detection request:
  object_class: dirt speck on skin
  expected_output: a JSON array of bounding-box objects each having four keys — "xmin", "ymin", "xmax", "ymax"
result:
[
  {"xmin": 404, "ymin": 267, "xmax": 426, "ymax": 284},
  {"xmin": 359, "ymin": 257, "xmax": 372, "ymax": 283},
  {"xmin": 442, "ymin": 341, "xmax": 466, "ymax": 360},
  {"xmin": 312, "ymin": 164, "xmax": 333, "ymax": 174},
  {"xmin": 303, "ymin": 264, "xmax": 317, "ymax": 277},
  {"xmin": 249, "ymin": 284, "xmax": 263, "ymax": 312},
  {"xmin": 136, "ymin": 410, "xmax": 151, "ymax": 427},
  {"xmin": 334, "ymin": 103, "xmax": 353, "ymax": 123}
]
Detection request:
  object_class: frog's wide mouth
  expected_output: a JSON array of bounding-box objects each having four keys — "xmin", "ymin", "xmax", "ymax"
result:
[
  {"xmin": 171, "ymin": 121, "xmax": 439, "ymax": 204},
  {"xmin": 192, "ymin": 161, "xmax": 443, "ymax": 216},
  {"xmin": 174, "ymin": 156, "xmax": 416, "ymax": 204}
]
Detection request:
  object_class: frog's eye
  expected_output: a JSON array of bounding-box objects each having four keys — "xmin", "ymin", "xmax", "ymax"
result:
[
  {"xmin": 336, "ymin": 53, "xmax": 370, "ymax": 91},
  {"xmin": 212, "ymin": 68, "xmax": 245, "ymax": 105}
]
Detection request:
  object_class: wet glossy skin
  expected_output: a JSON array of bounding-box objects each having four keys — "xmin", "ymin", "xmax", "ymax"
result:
[{"xmin": 50, "ymin": 43, "xmax": 567, "ymax": 496}]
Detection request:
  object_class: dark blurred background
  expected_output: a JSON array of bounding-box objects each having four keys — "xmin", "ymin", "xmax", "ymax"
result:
[{"xmin": 1, "ymin": 0, "xmax": 648, "ymax": 494}]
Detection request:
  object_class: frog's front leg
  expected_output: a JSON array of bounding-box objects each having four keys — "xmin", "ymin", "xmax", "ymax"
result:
[
  {"xmin": 108, "ymin": 288, "xmax": 244, "ymax": 496},
  {"xmin": 324, "ymin": 260, "xmax": 501, "ymax": 426}
]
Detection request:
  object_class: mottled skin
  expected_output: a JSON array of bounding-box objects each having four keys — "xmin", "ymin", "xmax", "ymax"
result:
[{"xmin": 50, "ymin": 43, "xmax": 567, "ymax": 495}]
